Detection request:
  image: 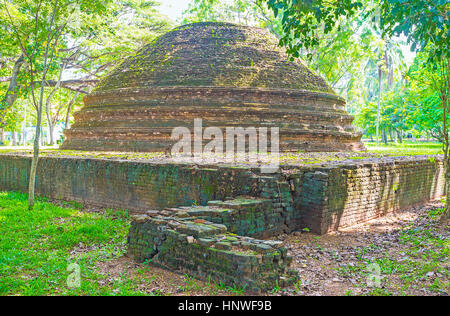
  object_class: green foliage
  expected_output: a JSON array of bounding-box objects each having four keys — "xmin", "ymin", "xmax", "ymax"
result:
[
  {"xmin": 0, "ymin": 0, "xmax": 173, "ymax": 140},
  {"xmin": 266, "ymin": 0, "xmax": 363, "ymax": 58},
  {"xmin": 355, "ymin": 47, "xmax": 447, "ymax": 142},
  {"xmin": 265, "ymin": 0, "xmax": 448, "ymax": 61},
  {"xmin": 182, "ymin": 0, "xmax": 281, "ymax": 34},
  {"xmin": 264, "ymin": 0, "xmax": 448, "ymax": 151},
  {"xmin": 380, "ymin": 0, "xmax": 449, "ymax": 62}
]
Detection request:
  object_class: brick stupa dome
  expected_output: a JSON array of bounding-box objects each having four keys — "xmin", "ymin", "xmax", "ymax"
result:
[{"xmin": 62, "ymin": 22, "xmax": 364, "ymax": 152}]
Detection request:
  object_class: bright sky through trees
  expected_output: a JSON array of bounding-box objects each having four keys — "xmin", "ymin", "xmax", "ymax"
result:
[{"xmin": 160, "ymin": 0, "xmax": 191, "ymax": 21}]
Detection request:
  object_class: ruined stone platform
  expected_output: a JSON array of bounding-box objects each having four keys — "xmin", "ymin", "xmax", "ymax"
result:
[
  {"xmin": 0, "ymin": 151, "xmax": 445, "ymax": 291},
  {"xmin": 128, "ymin": 210, "xmax": 297, "ymax": 292}
]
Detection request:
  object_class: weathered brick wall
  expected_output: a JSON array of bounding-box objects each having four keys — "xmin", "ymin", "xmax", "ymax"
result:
[
  {"xmin": 0, "ymin": 154, "xmax": 444, "ymax": 236},
  {"xmin": 290, "ymin": 156, "xmax": 445, "ymax": 234},
  {"xmin": 0, "ymin": 155, "xmax": 253, "ymax": 209},
  {"xmin": 128, "ymin": 214, "xmax": 298, "ymax": 292},
  {"xmin": 0, "ymin": 154, "xmax": 299, "ymax": 236}
]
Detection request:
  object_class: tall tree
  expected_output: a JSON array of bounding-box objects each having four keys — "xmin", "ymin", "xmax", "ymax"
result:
[
  {"xmin": 1, "ymin": 0, "xmax": 173, "ymax": 146},
  {"xmin": 265, "ymin": 0, "xmax": 449, "ymax": 217},
  {"xmin": 1, "ymin": 0, "xmax": 112, "ymax": 208}
]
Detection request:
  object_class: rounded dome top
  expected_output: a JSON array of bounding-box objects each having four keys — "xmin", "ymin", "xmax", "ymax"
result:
[{"xmin": 95, "ymin": 22, "xmax": 334, "ymax": 94}]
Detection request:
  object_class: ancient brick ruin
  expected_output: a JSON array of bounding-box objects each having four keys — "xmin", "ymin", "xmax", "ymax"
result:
[
  {"xmin": 62, "ymin": 22, "xmax": 364, "ymax": 152},
  {"xmin": 0, "ymin": 153, "xmax": 444, "ymax": 290}
]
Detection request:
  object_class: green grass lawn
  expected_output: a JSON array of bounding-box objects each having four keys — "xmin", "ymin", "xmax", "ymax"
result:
[
  {"xmin": 0, "ymin": 141, "xmax": 443, "ymax": 170},
  {"xmin": 365, "ymin": 141, "xmax": 443, "ymax": 156},
  {"xmin": 0, "ymin": 192, "xmax": 137, "ymax": 296}
]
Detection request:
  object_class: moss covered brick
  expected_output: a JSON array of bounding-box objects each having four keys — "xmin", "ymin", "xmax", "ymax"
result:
[{"xmin": 62, "ymin": 22, "xmax": 364, "ymax": 153}]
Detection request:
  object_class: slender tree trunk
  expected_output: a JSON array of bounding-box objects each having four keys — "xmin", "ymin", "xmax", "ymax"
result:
[
  {"xmin": 12, "ymin": 131, "xmax": 17, "ymax": 146},
  {"xmin": 28, "ymin": 3, "xmax": 58, "ymax": 209},
  {"xmin": 0, "ymin": 128, "xmax": 4, "ymax": 145},
  {"xmin": 29, "ymin": 116, "xmax": 42, "ymax": 209},
  {"xmin": 64, "ymin": 92, "xmax": 80, "ymax": 130},
  {"xmin": 444, "ymin": 133, "xmax": 449, "ymax": 220},
  {"xmin": 47, "ymin": 114, "xmax": 55, "ymax": 146},
  {"xmin": 443, "ymin": 94, "xmax": 450, "ymax": 220},
  {"xmin": 64, "ymin": 107, "xmax": 71, "ymax": 129},
  {"xmin": 21, "ymin": 128, "xmax": 26, "ymax": 145},
  {"xmin": 376, "ymin": 66, "xmax": 382, "ymax": 146},
  {"xmin": 45, "ymin": 63, "xmax": 67, "ymax": 146}
]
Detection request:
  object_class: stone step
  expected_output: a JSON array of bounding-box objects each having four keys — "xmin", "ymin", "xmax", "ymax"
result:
[
  {"xmin": 128, "ymin": 213, "xmax": 298, "ymax": 292},
  {"xmin": 160, "ymin": 196, "xmax": 285, "ymax": 238},
  {"xmin": 207, "ymin": 197, "xmax": 272, "ymax": 210}
]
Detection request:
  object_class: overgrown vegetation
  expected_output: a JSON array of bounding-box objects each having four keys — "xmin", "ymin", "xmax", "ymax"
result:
[{"xmin": 365, "ymin": 141, "xmax": 443, "ymax": 156}]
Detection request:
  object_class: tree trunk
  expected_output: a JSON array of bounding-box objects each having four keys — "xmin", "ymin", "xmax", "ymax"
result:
[
  {"xmin": 0, "ymin": 128, "xmax": 4, "ymax": 145},
  {"xmin": 12, "ymin": 131, "xmax": 17, "ymax": 146},
  {"xmin": 21, "ymin": 128, "xmax": 26, "ymax": 145},
  {"xmin": 28, "ymin": 2, "xmax": 58, "ymax": 209},
  {"xmin": 41, "ymin": 127, "xmax": 46, "ymax": 146},
  {"xmin": 28, "ymin": 122, "xmax": 41, "ymax": 208},
  {"xmin": 47, "ymin": 116, "xmax": 55, "ymax": 146},
  {"xmin": 444, "ymin": 157, "xmax": 450, "ymax": 220},
  {"xmin": 382, "ymin": 130, "xmax": 388, "ymax": 145},
  {"xmin": 376, "ymin": 67, "xmax": 382, "ymax": 146},
  {"xmin": 64, "ymin": 92, "xmax": 80, "ymax": 130},
  {"xmin": 398, "ymin": 130, "xmax": 403, "ymax": 144}
]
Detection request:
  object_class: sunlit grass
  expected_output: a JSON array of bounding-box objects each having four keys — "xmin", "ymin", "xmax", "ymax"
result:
[
  {"xmin": 0, "ymin": 192, "xmax": 137, "ymax": 296},
  {"xmin": 365, "ymin": 141, "xmax": 443, "ymax": 156}
]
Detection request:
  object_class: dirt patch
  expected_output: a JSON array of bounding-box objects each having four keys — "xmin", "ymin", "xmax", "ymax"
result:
[
  {"xmin": 279, "ymin": 202, "xmax": 449, "ymax": 296},
  {"xmin": 91, "ymin": 202, "xmax": 449, "ymax": 296},
  {"xmin": 93, "ymin": 256, "xmax": 243, "ymax": 296}
]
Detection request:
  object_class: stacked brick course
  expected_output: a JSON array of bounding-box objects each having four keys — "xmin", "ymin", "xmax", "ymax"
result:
[
  {"xmin": 0, "ymin": 154, "xmax": 444, "ymax": 234},
  {"xmin": 128, "ymin": 213, "xmax": 298, "ymax": 292},
  {"xmin": 289, "ymin": 156, "xmax": 446, "ymax": 234}
]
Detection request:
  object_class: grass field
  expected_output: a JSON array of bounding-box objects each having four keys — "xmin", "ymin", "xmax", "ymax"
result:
[
  {"xmin": 0, "ymin": 192, "xmax": 133, "ymax": 295},
  {"xmin": 364, "ymin": 141, "xmax": 443, "ymax": 156}
]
